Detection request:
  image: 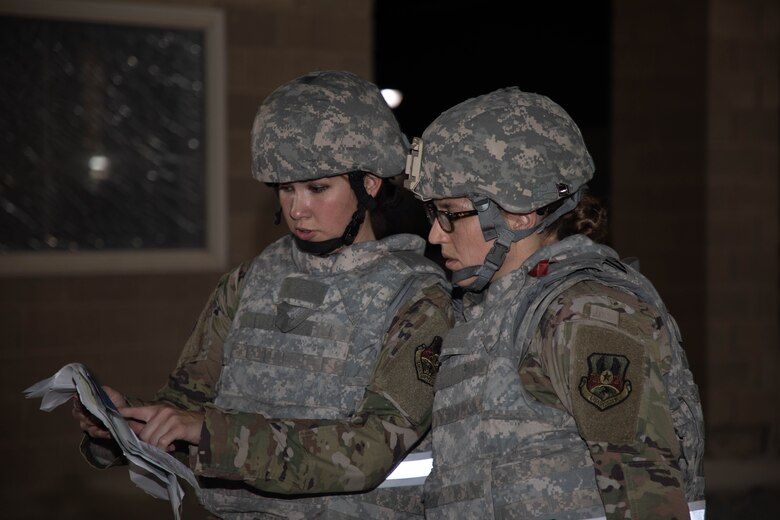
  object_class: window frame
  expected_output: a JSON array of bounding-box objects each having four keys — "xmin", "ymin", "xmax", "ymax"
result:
[{"xmin": 0, "ymin": 0, "xmax": 227, "ymax": 275}]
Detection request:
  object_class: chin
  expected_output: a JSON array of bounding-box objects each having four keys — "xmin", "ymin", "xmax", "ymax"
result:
[{"xmin": 455, "ymin": 278, "xmax": 475, "ymax": 288}]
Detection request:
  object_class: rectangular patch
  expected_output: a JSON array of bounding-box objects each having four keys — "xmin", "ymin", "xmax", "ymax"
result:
[
  {"xmin": 589, "ymin": 305, "xmax": 620, "ymax": 326},
  {"xmin": 279, "ymin": 277, "xmax": 328, "ymax": 307}
]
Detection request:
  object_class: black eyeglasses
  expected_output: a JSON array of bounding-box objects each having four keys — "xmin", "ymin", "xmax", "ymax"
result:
[{"xmin": 424, "ymin": 202, "xmax": 479, "ymax": 233}]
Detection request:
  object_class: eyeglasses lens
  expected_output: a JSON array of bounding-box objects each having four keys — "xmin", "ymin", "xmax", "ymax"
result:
[
  {"xmin": 437, "ymin": 213, "xmax": 452, "ymax": 232},
  {"xmin": 424, "ymin": 203, "xmax": 452, "ymax": 232}
]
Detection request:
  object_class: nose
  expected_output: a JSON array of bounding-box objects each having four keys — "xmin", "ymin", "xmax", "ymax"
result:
[
  {"xmin": 288, "ymin": 192, "xmax": 309, "ymax": 220},
  {"xmin": 428, "ymin": 218, "xmax": 448, "ymax": 245}
]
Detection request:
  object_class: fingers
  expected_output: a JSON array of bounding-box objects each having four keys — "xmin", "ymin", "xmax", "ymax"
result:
[
  {"xmin": 125, "ymin": 418, "xmax": 145, "ymax": 436},
  {"xmin": 69, "ymin": 383, "xmax": 127, "ymax": 441},
  {"xmin": 102, "ymin": 385, "xmax": 127, "ymax": 409},
  {"xmin": 120, "ymin": 405, "xmax": 203, "ymax": 451},
  {"xmin": 71, "ymin": 396, "xmax": 112, "ymax": 439},
  {"xmin": 71, "ymin": 395, "xmax": 84, "ymax": 420},
  {"xmin": 121, "ymin": 406, "xmax": 173, "ymax": 448},
  {"xmin": 120, "ymin": 405, "xmax": 155, "ymax": 423},
  {"xmin": 84, "ymin": 424, "xmax": 112, "ymax": 439}
]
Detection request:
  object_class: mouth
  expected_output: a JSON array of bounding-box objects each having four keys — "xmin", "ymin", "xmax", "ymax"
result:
[
  {"xmin": 442, "ymin": 255, "xmax": 458, "ymax": 270},
  {"xmin": 294, "ymin": 228, "xmax": 316, "ymax": 241}
]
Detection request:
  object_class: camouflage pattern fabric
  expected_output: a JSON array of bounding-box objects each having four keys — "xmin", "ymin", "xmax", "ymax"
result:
[
  {"xmin": 252, "ymin": 70, "xmax": 408, "ymax": 183},
  {"xmin": 81, "ymin": 234, "xmax": 453, "ymax": 519},
  {"xmin": 407, "ymin": 88, "xmax": 594, "ymax": 213},
  {"xmin": 426, "ymin": 235, "xmax": 704, "ymax": 520},
  {"xmin": 192, "ymin": 234, "xmax": 450, "ymax": 518}
]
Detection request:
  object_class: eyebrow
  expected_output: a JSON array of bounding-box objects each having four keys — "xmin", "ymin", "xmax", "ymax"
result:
[{"xmin": 436, "ymin": 200, "xmax": 472, "ymax": 212}]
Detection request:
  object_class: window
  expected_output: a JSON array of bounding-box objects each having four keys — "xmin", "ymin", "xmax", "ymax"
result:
[{"xmin": 0, "ymin": 0, "xmax": 226, "ymax": 274}]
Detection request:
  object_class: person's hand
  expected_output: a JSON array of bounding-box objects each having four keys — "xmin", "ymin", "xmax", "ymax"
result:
[
  {"xmin": 120, "ymin": 404, "xmax": 204, "ymax": 451},
  {"xmin": 71, "ymin": 385, "xmax": 127, "ymax": 439}
]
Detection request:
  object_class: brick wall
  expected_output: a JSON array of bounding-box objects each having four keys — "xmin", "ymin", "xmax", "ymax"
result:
[
  {"xmin": 613, "ymin": 0, "xmax": 780, "ymax": 497},
  {"xmin": 5, "ymin": 1, "xmax": 779, "ymax": 517},
  {"xmin": 612, "ymin": 0, "xmax": 709, "ymax": 402},
  {"xmin": 705, "ymin": 0, "xmax": 780, "ymax": 490},
  {"xmin": 1, "ymin": 1, "xmax": 373, "ymax": 518}
]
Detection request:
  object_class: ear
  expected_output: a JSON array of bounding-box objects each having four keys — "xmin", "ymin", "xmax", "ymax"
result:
[
  {"xmin": 505, "ymin": 211, "xmax": 540, "ymax": 231},
  {"xmin": 363, "ymin": 174, "xmax": 382, "ymax": 198}
]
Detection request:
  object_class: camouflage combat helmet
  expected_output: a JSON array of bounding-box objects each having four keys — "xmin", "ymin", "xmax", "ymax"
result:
[
  {"xmin": 252, "ymin": 70, "xmax": 407, "ymax": 255},
  {"xmin": 251, "ymin": 70, "xmax": 407, "ymax": 183},
  {"xmin": 407, "ymin": 88, "xmax": 594, "ymax": 290}
]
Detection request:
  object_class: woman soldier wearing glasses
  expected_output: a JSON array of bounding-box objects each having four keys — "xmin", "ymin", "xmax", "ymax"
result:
[{"xmin": 407, "ymin": 88, "xmax": 705, "ymax": 519}]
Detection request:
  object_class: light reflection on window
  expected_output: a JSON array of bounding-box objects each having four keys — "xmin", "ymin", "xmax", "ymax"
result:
[{"xmin": 0, "ymin": 16, "xmax": 206, "ymax": 252}]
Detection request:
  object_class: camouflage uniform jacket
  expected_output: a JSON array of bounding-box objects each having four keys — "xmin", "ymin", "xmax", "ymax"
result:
[
  {"xmin": 82, "ymin": 234, "xmax": 453, "ymax": 519},
  {"xmin": 426, "ymin": 235, "xmax": 704, "ymax": 520}
]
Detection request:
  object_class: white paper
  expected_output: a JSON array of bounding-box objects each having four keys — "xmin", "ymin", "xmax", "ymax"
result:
[{"xmin": 24, "ymin": 363, "xmax": 202, "ymax": 520}]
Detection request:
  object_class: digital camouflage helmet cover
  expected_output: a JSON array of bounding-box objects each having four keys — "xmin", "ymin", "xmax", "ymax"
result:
[
  {"xmin": 407, "ymin": 88, "xmax": 594, "ymax": 290},
  {"xmin": 252, "ymin": 70, "xmax": 407, "ymax": 254},
  {"xmin": 251, "ymin": 70, "xmax": 407, "ymax": 183}
]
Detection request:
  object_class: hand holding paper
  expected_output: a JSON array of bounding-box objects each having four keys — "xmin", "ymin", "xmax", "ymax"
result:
[
  {"xmin": 24, "ymin": 363, "xmax": 201, "ymax": 520},
  {"xmin": 71, "ymin": 384, "xmax": 125, "ymax": 440},
  {"xmin": 121, "ymin": 404, "xmax": 205, "ymax": 451}
]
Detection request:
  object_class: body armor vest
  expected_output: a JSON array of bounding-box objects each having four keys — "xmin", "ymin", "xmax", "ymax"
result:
[
  {"xmin": 425, "ymin": 235, "xmax": 704, "ymax": 520},
  {"xmin": 199, "ymin": 234, "xmax": 446, "ymax": 519}
]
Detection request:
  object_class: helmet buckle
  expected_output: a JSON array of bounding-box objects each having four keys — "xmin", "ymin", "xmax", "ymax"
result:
[{"xmin": 405, "ymin": 137, "xmax": 426, "ymax": 197}]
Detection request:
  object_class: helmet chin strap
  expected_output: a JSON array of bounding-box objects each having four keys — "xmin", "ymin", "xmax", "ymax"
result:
[
  {"xmin": 450, "ymin": 196, "xmax": 512, "ymax": 292},
  {"xmin": 452, "ymin": 191, "xmax": 582, "ymax": 292},
  {"xmin": 292, "ymin": 171, "xmax": 378, "ymax": 256}
]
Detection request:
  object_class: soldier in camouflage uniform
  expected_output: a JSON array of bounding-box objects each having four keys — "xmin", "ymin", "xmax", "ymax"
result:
[
  {"xmin": 72, "ymin": 70, "xmax": 453, "ymax": 518},
  {"xmin": 405, "ymin": 88, "xmax": 705, "ymax": 519}
]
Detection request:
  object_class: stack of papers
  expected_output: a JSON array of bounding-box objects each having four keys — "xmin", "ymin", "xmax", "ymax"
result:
[{"xmin": 24, "ymin": 363, "xmax": 201, "ymax": 520}]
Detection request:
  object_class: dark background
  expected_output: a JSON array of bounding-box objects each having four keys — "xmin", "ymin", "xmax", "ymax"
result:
[
  {"xmin": 375, "ymin": 4, "xmax": 778, "ymax": 518},
  {"xmin": 375, "ymin": 0, "xmax": 612, "ymax": 202}
]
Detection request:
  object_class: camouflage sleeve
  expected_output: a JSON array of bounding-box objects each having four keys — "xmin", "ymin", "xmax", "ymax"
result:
[
  {"xmin": 78, "ymin": 263, "xmax": 247, "ymax": 469},
  {"xmin": 192, "ymin": 283, "xmax": 453, "ymax": 495},
  {"xmin": 521, "ymin": 280, "xmax": 689, "ymax": 520},
  {"xmin": 151, "ymin": 263, "xmax": 248, "ymax": 410}
]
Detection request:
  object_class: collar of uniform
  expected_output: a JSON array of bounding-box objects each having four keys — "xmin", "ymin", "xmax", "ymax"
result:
[
  {"xmin": 531, "ymin": 234, "xmax": 612, "ymax": 265},
  {"xmin": 290, "ymin": 233, "xmax": 426, "ymax": 275},
  {"xmin": 461, "ymin": 265, "xmax": 528, "ymax": 322},
  {"xmin": 460, "ymin": 235, "xmax": 602, "ymax": 321}
]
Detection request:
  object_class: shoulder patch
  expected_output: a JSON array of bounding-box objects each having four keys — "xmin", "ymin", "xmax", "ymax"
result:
[
  {"xmin": 415, "ymin": 336, "xmax": 442, "ymax": 385},
  {"xmin": 579, "ymin": 353, "xmax": 632, "ymax": 410},
  {"xmin": 570, "ymin": 323, "xmax": 644, "ymax": 443}
]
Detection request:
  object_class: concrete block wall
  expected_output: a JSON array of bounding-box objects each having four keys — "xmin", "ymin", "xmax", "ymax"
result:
[{"xmin": 2, "ymin": 1, "xmax": 373, "ymax": 518}]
